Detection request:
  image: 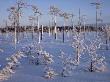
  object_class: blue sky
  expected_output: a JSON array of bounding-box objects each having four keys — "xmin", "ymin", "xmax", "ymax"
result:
[{"xmin": 0, "ymin": 0, "xmax": 110, "ymax": 26}]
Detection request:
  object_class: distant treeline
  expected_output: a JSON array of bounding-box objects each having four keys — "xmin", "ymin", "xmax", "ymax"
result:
[{"xmin": 0, "ymin": 25, "xmax": 104, "ymax": 33}]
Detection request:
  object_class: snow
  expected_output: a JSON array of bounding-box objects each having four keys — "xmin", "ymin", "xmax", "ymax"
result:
[{"xmin": 0, "ymin": 32, "xmax": 110, "ymax": 82}]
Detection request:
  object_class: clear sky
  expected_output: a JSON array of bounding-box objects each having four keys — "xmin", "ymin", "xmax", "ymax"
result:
[{"xmin": 0, "ymin": 0, "xmax": 110, "ymax": 26}]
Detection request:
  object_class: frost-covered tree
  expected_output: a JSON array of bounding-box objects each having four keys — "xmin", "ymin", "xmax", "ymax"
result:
[
  {"xmin": 0, "ymin": 61, "xmax": 15, "ymax": 81},
  {"xmin": 6, "ymin": 55, "xmax": 19, "ymax": 64},
  {"xmin": 59, "ymin": 51, "xmax": 78, "ymax": 77},
  {"xmin": 22, "ymin": 44, "xmax": 43, "ymax": 65},
  {"xmin": 0, "ymin": 73, "xmax": 8, "ymax": 81},
  {"xmin": 72, "ymin": 28, "xmax": 86, "ymax": 64},
  {"xmin": 71, "ymin": 9, "xmax": 86, "ymax": 65},
  {"xmin": 22, "ymin": 45, "xmax": 35, "ymax": 56},
  {"xmin": 41, "ymin": 51, "xmax": 54, "ymax": 65},
  {"xmin": 23, "ymin": 44, "xmax": 53, "ymax": 65},
  {"xmin": 0, "ymin": 60, "xmax": 17, "ymax": 81},
  {"xmin": 23, "ymin": 46, "xmax": 57, "ymax": 78},
  {"xmin": 15, "ymin": 51, "xmax": 26, "ymax": 59},
  {"xmin": 0, "ymin": 51, "xmax": 25, "ymax": 81},
  {"xmin": 21, "ymin": 44, "xmax": 56, "ymax": 79},
  {"xmin": 6, "ymin": 51, "xmax": 25, "ymax": 70},
  {"xmin": 86, "ymin": 36, "xmax": 106, "ymax": 72},
  {"xmin": 1, "ymin": 65, "xmax": 15, "ymax": 75},
  {"xmin": 89, "ymin": 54, "xmax": 106, "ymax": 72},
  {"xmin": 44, "ymin": 66, "xmax": 57, "ymax": 79},
  {"xmin": 42, "ymin": 51, "xmax": 57, "ymax": 79},
  {"xmin": 99, "ymin": 25, "xmax": 110, "ymax": 50}
]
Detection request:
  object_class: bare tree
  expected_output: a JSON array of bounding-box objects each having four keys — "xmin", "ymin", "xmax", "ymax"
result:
[
  {"xmin": 49, "ymin": 5, "xmax": 60, "ymax": 40},
  {"xmin": 68, "ymin": 13, "xmax": 75, "ymax": 30},
  {"xmin": 41, "ymin": 25, "xmax": 43, "ymax": 40},
  {"xmin": 91, "ymin": 0, "xmax": 102, "ymax": 36},
  {"xmin": 31, "ymin": 5, "xmax": 42, "ymax": 43},
  {"xmin": 48, "ymin": 21, "xmax": 51, "ymax": 37},
  {"xmin": 81, "ymin": 15, "xmax": 87, "ymax": 39},
  {"xmin": 59, "ymin": 12, "xmax": 70, "ymax": 42},
  {"xmin": 29, "ymin": 16, "xmax": 36, "ymax": 39},
  {"xmin": 8, "ymin": 6, "xmax": 19, "ymax": 48},
  {"xmin": 8, "ymin": 0, "xmax": 27, "ymax": 48}
]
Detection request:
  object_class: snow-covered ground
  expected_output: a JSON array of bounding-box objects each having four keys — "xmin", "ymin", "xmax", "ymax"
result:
[{"xmin": 0, "ymin": 31, "xmax": 110, "ymax": 82}]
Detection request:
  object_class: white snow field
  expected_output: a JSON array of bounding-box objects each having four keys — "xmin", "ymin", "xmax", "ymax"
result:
[{"xmin": 0, "ymin": 32, "xmax": 110, "ymax": 82}]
